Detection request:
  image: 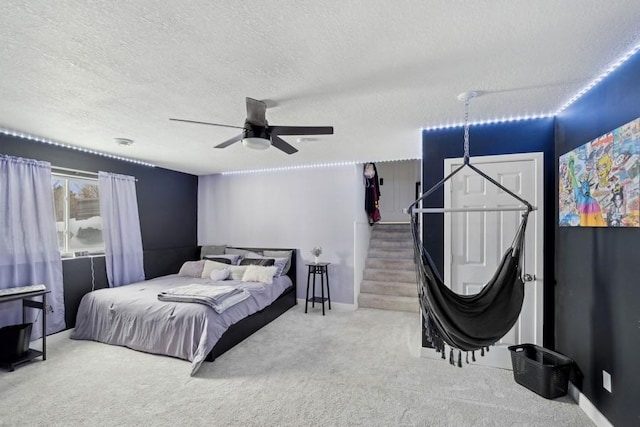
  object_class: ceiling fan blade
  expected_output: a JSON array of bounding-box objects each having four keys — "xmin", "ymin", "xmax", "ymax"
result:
[
  {"xmin": 169, "ymin": 118, "xmax": 245, "ymax": 130},
  {"xmin": 271, "ymin": 135, "xmax": 298, "ymax": 155},
  {"xmin": 246, "ymin": 97, "xmax": 267, "ymax": 126},
  {"xmin": 214, "ymin": 133, "xmax": 243, "ymax": 149},
  {"xmin": 269, "ymin": 125, "xmax": 334, "ymax": 136}
]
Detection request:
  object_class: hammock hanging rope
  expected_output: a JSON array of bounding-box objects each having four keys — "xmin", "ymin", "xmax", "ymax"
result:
[{"xmin": 407, "ymin": 92, "xmax": 535, "ymax": 363}]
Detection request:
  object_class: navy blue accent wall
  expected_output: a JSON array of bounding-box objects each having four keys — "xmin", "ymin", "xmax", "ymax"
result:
[
  {"xmin": 0, "ymin": 136, "xmax": 199, "ymax": 328},
  {"xmin": 555, "ymin": 52, "xmax": 640, "ymax": 427},
  {"xmin": 421, "ymin": 119, "xmax": 556, "ymax": 348}
]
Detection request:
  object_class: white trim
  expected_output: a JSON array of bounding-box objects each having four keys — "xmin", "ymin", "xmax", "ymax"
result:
[
  {"xmin": 296, "ymin": 298, "xmax": 356, "ymax": 311},
  {"xmin": 353, "ymin": 221, "xmax": 371, "ymax": 309},
  {"xmin": 28, "ymin": 329, "xmax": 72, "ymax": 352},
  {"xmin": 420, "ymin": 346, "xmax": 445, "ymax": 360},
  {"xmin": 568, "ymin": 382, "xmax": 613, "ymax": 427}
]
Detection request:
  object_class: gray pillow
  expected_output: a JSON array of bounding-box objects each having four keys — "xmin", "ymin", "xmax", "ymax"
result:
[
  {"xmin": 262, "ymin": 250, "xmax": 293, "ymax": 275},
  {"xmin": 178, "ymin": 260, "xmax": 205, "ymax": 277},
  {"xmin": 203, "ymin": 256, "xmax": 233, "ymax": 265},
  {"xmin": 204, "ymin": 254, "xmax": 242, "ymax": 265},
  {"xmin": 225, "ymin": 248, "xmax": 263, "ymax": 258},
  {"xmin": 240, "ymin": 258, "xmax": 275, "ymax": 267},
  {"xmin": 201, "ymin": 245, "xmax": 226, "ymax": 259}
]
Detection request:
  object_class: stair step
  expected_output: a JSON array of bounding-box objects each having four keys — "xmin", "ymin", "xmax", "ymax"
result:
[
  {"xmin": 361, "ymin": 280, "xmax": 418, "ymax": 297},
  {"xmin": 364, "ymin": 268, "xmax": 416, "ymax": 283},
  {"xmin": 371, "ymin": 230, "xmax": 412, "ymax": 240},
  {"xmin": 366, "ymin": 258, "xmax": 415, "ymax": 270},
  {"xmin": 358, "ymin": 293, "xmax": 419, "ymax": 313},
  {"xmin": 373, "ymin": 223, "xmax": 411, "ymax": 231},
  {"xmin": 369, "ymin": 239, "xmax": 413, "ymax": 249},
  {"xmin": 368, "ymin": 247, "xmax": 414, "ymax": 259}
]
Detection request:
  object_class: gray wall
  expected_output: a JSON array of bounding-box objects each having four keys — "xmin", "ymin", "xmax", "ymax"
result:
[
  {"xmin": 0, "ymin": 135, "xmax": 199, "ymax": 328},
  {"xmin": 554, "ymin": 52, "xmax": 640, "ymax": 427}
]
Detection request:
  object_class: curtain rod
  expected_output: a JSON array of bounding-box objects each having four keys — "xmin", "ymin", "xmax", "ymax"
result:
[
  {"xmin": 52, "ymin": 166, "xmax": 98, "ymax": 178},
  {"xmin": 51, "ymin": 166, "xmax": 139, "ymax": 181}
]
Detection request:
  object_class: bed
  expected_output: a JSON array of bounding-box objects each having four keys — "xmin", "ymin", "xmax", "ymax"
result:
[{"xmin": 71, "ymin": 247, "xmax": 297, "ymax": 375}]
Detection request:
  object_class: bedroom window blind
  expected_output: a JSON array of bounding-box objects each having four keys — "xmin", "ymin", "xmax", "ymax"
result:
[{"xmin": 52, "ymin": 171, "xmax": 105, "ymax": 257}]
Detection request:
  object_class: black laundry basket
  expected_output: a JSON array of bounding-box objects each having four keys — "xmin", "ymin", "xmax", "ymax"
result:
[
  {"xmin": 0, "ymin": 323, "xmax": 33, "ymax": 362},
  {"xmin": 508, "ymin": 344, "xmax": 574, "ymax": 399}
]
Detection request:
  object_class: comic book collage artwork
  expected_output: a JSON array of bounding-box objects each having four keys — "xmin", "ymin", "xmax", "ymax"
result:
[{"xmin": 559, "ymin": 116, "xmax": 639, "ymax": 227}]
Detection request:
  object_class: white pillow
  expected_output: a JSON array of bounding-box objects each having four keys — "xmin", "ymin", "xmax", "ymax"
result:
[
  {"xmin": 201, "ymin": 260, "xmax": 248, "ymax": 280},
  {"xmin": 243, "ymin": 255, "xmax": 288, "ymax": 277},
  {"xmin": 201, "ymin": 260, "xmax": 227, "ymax": 278},
  {"xmin": 210, "ymin": 269, "xmax": 230, "ymax": 281},
  {"xmin": 241, "ymin": 265, "xmax": 278, "ymax": 285}
]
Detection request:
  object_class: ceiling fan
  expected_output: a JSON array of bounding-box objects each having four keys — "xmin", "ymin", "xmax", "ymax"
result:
[{"xmin": 170, "ymin": 97, "xmax": 334, "ymax": 154}]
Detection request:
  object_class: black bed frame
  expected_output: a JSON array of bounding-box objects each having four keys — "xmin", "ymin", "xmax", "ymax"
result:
[{"xmin": 205, "ymin": 247, "xmax": 297, "ymax": 362}]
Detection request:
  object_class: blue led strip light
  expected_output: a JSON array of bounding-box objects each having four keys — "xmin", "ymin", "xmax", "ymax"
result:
[
  {"xmin": 423, "ymin": 41, "xmax": 640, "ymax": 132},
  {"xmin": 0, "ymin": 128, "xmax": 156, "ymax": 167},
  {"xmin": 221, "ymin": 161, "xmax": 358, "ymax": 175},
  {"xmin": 555, "ymin": 41, "xmax": 640, "ymax": 114}
]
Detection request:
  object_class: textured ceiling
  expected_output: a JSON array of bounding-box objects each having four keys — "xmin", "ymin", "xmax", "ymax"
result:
[{"xmin": 1, "ymin": 1, "xmax": 639, "ymax": 175}]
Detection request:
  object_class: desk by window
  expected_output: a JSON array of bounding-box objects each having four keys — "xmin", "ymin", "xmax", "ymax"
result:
[
  {"xmin": 0, "ymin": 288, "xmax": 49, "ymax": 371},
  {"xmin": 305, "ymin": 262, "xmax": 331, "ymax": 315}
]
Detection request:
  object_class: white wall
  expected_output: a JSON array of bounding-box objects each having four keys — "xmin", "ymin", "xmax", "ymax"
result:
[{"xmin": 198, "ymin": 165, "xmax": 369, "ymax": 304}]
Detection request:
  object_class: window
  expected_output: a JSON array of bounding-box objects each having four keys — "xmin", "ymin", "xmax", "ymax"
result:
[{"xmin": 52, "ymin": 174, "xmax": 104, "ymax": 257}]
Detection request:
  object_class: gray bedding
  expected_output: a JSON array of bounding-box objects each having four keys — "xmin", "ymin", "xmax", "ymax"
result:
[{"xmin": 71, "ymin": 274, "xmax": 292, "ymax": 375}]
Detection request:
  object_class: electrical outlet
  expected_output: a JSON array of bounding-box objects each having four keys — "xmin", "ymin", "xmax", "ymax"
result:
[{"xmin": 602, "ymin": 370, "xmax": 612, "ymax": 393}]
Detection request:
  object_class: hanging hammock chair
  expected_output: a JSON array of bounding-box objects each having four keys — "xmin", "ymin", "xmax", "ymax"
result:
[{"xmin": 408, "ymin": 92, "xmax": 535, "ymax": 365}]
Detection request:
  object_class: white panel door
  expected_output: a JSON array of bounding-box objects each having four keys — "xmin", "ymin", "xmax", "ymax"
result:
[{"xmin": 444, "ymin": 153, "xmax": 544, "ymax": 369}]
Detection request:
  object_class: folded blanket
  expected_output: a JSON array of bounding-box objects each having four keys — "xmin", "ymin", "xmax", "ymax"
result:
[{"xmin": 158, "ymin": 284, "xmax": 250, "ymax": 314}]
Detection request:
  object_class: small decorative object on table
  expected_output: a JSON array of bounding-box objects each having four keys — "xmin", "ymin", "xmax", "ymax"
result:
[{"xmin": 311, "ymin": 246, "xmax": 322, "ymax": 264}]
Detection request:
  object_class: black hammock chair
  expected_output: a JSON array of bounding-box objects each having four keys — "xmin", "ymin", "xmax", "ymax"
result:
[{"xmin": 407, "ymin": 158, "xmax": 534, "ymax": 365}]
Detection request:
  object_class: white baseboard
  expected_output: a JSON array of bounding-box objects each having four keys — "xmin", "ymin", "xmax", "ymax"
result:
[
  {"xmin": 296, "ymin": 298, "xmax": 356, "ymax": 311},
  {"xmin": 421, "ymin": 350, "xmax": 613, "ymax": 426},
  {"xmin": 29, "ymin": 329, "xmax": 72, "ymax": 351},
  {"xmin": 420, "ymin": 348, "xmax": 613, "ymax": 426},
  {"xmin": 420, "ymin": 346, "xmax": 443, "ymax": 360},
  {"xmin": 567, "ymin": 382, "xmax": 613, "ymax": 427}
]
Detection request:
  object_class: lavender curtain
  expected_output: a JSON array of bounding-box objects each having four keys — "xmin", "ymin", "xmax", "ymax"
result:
[
  {"xmin": 98, "ymin": 171, "xmax": 145, "ymax": 287},
  {"xmin": 0, "ymin": 155, "xmax": 65, "ymax": 337}
]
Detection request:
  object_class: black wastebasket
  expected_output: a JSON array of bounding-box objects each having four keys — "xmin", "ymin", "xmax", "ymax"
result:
[
  {"xmin": 0, "ymin": 323, "xmax": 33, "ymax": 362},
  {"xmin": 508, "ymin": 343, "xmax": 574, "ymax": 399}
]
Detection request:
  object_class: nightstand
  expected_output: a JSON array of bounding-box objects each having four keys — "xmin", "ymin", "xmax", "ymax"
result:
[{"xmin": 305, "ymin": 262, "xmax": 331, "ymax": 315}]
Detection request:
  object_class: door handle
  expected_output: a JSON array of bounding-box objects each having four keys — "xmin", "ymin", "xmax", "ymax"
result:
[{"xmin": 523, "ymin": 273, "xmax": 536, "ymax": 282}]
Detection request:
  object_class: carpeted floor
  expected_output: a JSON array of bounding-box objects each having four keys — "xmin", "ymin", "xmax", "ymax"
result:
[{"xmin": 0, "ymin": 306, "xmax": 592, "ymax": 426}]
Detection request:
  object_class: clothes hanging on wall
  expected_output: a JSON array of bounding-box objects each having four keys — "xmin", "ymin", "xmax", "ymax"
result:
[{"xmin": 364, "ymin": 162, "xmax": 381, "ymax": 225}]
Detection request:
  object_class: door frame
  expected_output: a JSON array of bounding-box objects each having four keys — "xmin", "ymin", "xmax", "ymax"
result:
[{"xmin": 443, "ymin": 152, "xmax": 544, "ymax": 346}]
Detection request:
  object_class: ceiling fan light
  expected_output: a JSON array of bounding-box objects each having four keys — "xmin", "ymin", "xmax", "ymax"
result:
[{"xmin": 242, "ymin": 137, "xmax": 271, "ymax": 150}]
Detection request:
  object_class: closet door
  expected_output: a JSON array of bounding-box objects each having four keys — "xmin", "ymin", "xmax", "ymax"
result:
[{"xmin": 444, "ymin": 152, "xmax": 544, "ymax": 369}]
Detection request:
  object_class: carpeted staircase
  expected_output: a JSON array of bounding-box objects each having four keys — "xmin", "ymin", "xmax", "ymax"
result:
[{"xmin": 358, "ymin": 223, "xmax": 419, "ymax": 313}]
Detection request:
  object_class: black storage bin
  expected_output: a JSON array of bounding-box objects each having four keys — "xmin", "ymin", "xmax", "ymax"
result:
[
  {"xmin": 508, "ymin": 343, "xmax": 573, "ymax": 399},
  {"xmin": 0, "ymin": 323, "xmax": 33, "ymax": 361}
]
